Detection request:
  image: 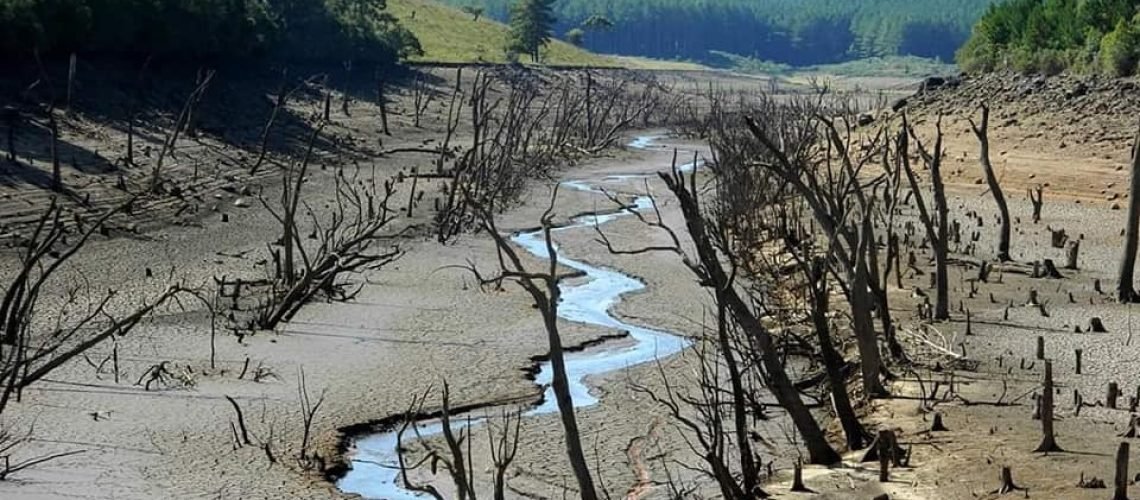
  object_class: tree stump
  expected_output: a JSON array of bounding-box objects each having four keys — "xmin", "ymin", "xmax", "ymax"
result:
[
  {"xmin": 878, "ymin": 430, "xmax": 892, "ymax": 482},
  {"xmin": 1040, "ymin": 259, "xmax": 1063, "ymax": 279},
  {"xmin": 1120, "ymin": 415, "xmax": 1139, "ymax": 438},
  {"xmin": 1036, "ymin": 336, "xmax": 1045, "ymax": 360},
  {"xmin": 1109, "ymin": 382, "xmax": 1120, "ymax": 410},
  {"xmin": 931, "ymin": 412, "xmax": 949, "ymax": 432},
  {"xmin": 1115, "ymin": 442, "xmax": 1130, "ymax": 500},
  {"xmin": 790, "ymin": 459, "xmax": 810, "ymax": 492},
  {"xmin": 1075, "ymin": 349, "xmax": 1083, "ymax": 374},
  {"xmin": 1065, "ymin": 240, "xmax": 1080, "ymax": 270},
  {"xmin": 993, "ymin": 466, "xmax": 1024, "ymax": 494},
  {"xmin": 1029, "ymin": 185, "xmax": 1044, "ymax": 223},
  {"xmin": 1035, "ymin": 361, "xmax": 1063, "ymax": 452},
  {"xmin": 1090, "ymin": 317, "xmax": 1108, "ymax": 333},
  {"xmin": 1050, "ymin": 227, "xmax": 1068, "ymax": 248}
]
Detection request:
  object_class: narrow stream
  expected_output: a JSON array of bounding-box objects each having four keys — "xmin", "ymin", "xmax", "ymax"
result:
[{"xmin": 337, "ymin": 136, "xmax": 697, "ymax": 499}]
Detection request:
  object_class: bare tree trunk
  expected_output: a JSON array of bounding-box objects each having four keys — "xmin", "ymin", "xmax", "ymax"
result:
[
  {"xmin": 930, "ymin": 136, "xmax": 951, "ymax": 320},
  {"xmin": 713, "ymin": 288, "xmax": 759, "ymax": 494},
  {"xmin": 377, "ymin": 74, "xmax": 391, "ymax": 136},
  {"xmin": 1119, "ymin": 122, "xmax": 1140, "ymax": 302},
  {"xmin": 1115, "ymin": 442, "xmax": 1130, "ymax": 500},
  {"xmin": 970, "ymin": 105, "xmax": 1012, "ymax": 261},
  {"xmin": 472, "ymin": 198, "xmax": 599, "ymax": 499},
  {"xmin": 48, "ymin": 107, "xmax": 61, "ymax": 192},
  {"xmin": 810, "ymin": 257, "xmax": 867, "ymax": 450},
  {"xmin": 901, "ymin": 117, "xmax": 950, "ymax": 319},
  {"xmin": 662, "ymin": 168, "xmax": 841, "ymax": 465},
  {"xmin": 850, "ymin": 222, "xmax": 889, "ymax": 397}
]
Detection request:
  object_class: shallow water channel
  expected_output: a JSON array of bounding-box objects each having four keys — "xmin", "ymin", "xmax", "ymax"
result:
[{"xmin": 338, "ymin": 136, "xmax": 697, "ymax": 499}]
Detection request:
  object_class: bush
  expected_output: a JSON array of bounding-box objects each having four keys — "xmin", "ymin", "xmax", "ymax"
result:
[
  {"xmin": 1099, "ymin": 20, "xmax": 1139, "ymax": 76},
  {"xmin": 954, "ymin": 0, "xmax": 1140, "ymax": 77}
]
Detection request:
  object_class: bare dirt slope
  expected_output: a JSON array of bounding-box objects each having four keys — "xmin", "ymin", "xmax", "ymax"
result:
[{"xmin": 843, "ymin": 71, "xmax": 1140, "ymax": 500}]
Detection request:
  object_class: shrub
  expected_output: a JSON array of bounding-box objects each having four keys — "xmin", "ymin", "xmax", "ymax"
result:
[{"xmin": 1099, "ymin": 20, "xmax": 1139, "ymax": 76}]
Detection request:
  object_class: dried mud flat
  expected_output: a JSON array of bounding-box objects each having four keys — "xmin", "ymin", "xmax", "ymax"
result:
[{"xmin": 8, "ymin": 62, "xmax": 1140, "ymax": 500}]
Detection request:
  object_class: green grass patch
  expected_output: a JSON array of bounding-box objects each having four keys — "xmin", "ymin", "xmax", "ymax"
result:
[{"xmin": 388, "ymin": 0, "xmax": 615, "ymax": 66}]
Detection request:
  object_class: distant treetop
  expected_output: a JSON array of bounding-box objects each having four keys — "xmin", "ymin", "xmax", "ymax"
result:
[
  {"xmin": 441, "ymin": 0, "xmax": 996, "ymax": 65},
  {"xmin": 958, "ymin": 0, "xmax": 1140, "ymax": 76}
]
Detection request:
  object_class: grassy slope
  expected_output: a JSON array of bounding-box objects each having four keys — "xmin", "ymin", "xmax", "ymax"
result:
[
  {"xmin": 388, "ymin": 0, "xmax": 614, "ymax": 65},
  {"xmin": 387, "ymin": 0, "xmax": 707, "ymax": 69}
]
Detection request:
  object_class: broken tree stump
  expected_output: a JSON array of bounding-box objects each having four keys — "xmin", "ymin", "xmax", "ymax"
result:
[
  {"xmin": 1109, "ymin": 382, "xmax": 1120, "ymax": 409},
  {"xmin": 1120, "ymin": 415, "xmax": 1139, "ymax": 438},
  {"xmin": 931, "ymin": 412, "xmax": 949, "ymax": 432},
  {"xmin": 790, "ymin": 459, "xmax": 810, "ymax": 492},
  {"xmin": 878, "ymin": 429, "xmax": 892, "ymax": 482},
  {"xmin": 1029, "ymin": 185, "xmax": 1044, "ymax": 223},
  {"xmin": 1037, "ymin": 336, "xmax": 1045, "ymax": 360},
  {"xmin": 1035, "ymin": 360, "xmax": 1063, "ymax": 452},
  {"xmin": 1066, "ymin": 240, "xmax": 1080, "ymax": 270},
  {"xmin": 1075, "ymin": 349, "xmax": 1082, "ymax": 374},
  {"xmin": 1050, "ymin": 227, "xmax": 1068, "ymax": 248},
  {"xmin": 993, "ymin": 466, "xmax": 1024, "ymax": 494},
  {"xmin": 1116, "ymin": 442, "xmax": 1130, "ymax": 500},
  {"xmin": 1090, "ymin": 317, "xmax": 1108, "ymax": 333}
]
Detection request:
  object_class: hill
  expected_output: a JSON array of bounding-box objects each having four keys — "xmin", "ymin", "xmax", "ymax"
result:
[
  {"xmin": 386, "ymin": 0, "xmax": 614, "ymax": 66},
  {"xmin": 440, "ymin": 0, "xmax": 995, "ymax": 66}
]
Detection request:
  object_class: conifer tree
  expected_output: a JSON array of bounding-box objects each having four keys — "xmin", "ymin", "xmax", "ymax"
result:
[{"xmin": 507, "ymin": 0, "xmax": 556, "ymax": 62}]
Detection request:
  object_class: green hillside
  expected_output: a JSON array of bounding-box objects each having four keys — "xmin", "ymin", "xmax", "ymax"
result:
[
  {"xmin": 387, "ymin": 0, "xmax": 615, "ymax": 65},
  {"xmin": 958, "ymin": 0, "xmax": 1140, "ymax": 76}
]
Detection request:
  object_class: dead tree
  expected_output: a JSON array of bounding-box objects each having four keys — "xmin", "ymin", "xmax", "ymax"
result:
[
  {"xmin": 631, "ymin": 340, "xmax": 767, "ymax": 499},
  {"xmin": 466, "ymin": 187, "xmax": 599, "ymax": 499},
  {"xmin": 410, "ymin": 70, "xmax": 434, "ymax": 128},
  {"xmin": 151, "ymin": 70, "xmax": 214, "ymax": 192},
  {"xmin": 806, "ymin": 256, "xmax": 868, "ymax": 450},
  {"xmin": 255, "ymin": 124, "xmax": 402, "ymax": 330},
  {"xmin": 1121, "ymin": 121, "xmax": 1140, "ymax": 302},
  {"xmin": 601, "ymin": 159, "xmax": 842, "ymax": 465},
  {"xmin": 902, "ymin": 114, "xmax": 951, "ymax": 320},
  {"xmin": 742, "ymin": 110, "xmax": 890, "ymax": 396},
  {"xmin": 296, "ymin": 367, "xmax": 326, "ymax": 470},
  {"xmin": 0, "ymin": 199, "xmax": 188, "ymax": 417},
  {"xmin": 250, "ymin": 69, "xmax": 304, "ymax": 175},
  {"xmin": 969, "ymin": 104, "xmax": 1012, "ymax": 261}
]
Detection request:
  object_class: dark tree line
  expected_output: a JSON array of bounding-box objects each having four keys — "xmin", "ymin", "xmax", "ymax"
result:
[
  {"xmin": 958, "ymin": 0, "xmax": 1140, "ymax": 76},
  {"xmin": 0, "ymin": 0, "xmax": 422, "ymax": 64},
  {"xmin": 449, "ymin": 0, "xmax": 993, "ymax": 65}
]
